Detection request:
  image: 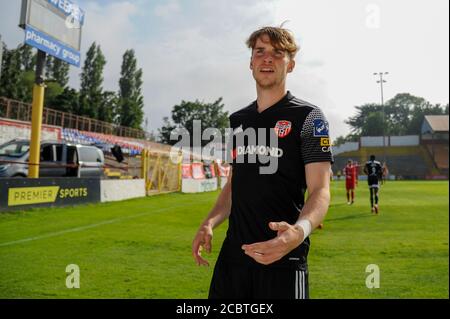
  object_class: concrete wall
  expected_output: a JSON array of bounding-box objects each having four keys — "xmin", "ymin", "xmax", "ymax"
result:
[
  {"xmin": 360, "ymin": 135, "xmax": 420, "ymax": 147},
  {"xmin": 333, "ymin": 142, "xmax": 359, "ymax": 155},
  {"xmin": 390, "ymin": 135, "xmax": 419, "ymax": 146},
  {"xmin": 0, "ymin": 118, "xmax": 61, "ymax": 144},
  {"xmin": 182, "ymin": 178, "xmax": 218, "ymax": 193},
  {"xmin": 360, "ymin": 136, "xmax": 389, "ymax": 147},
  {"xmin": 100, "ymin": 179, "xmax": 146, "ymax": 202}
]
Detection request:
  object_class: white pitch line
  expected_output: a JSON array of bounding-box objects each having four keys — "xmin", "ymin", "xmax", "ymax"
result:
[{"xmin": 0, "ymin": 200, "xmax": 209, "ymax": 248}]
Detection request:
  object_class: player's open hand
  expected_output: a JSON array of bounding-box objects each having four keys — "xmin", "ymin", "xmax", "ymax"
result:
[
  {"xmin": 192, "ymin": 224, "xmax": 213, "ymax": 266},
  {"xmin": 241, "ymin": 222, "xmax": 304, "ymax": 265}
]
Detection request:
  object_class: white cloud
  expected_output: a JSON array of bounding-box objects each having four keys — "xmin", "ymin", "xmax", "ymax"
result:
[
  {"xmin": 153, "ymin": 1, "xmax": 181, "ymax": 18},
  {"xmin": 69, "ymin": 1, "xmax": 139, "ymax": 92}
]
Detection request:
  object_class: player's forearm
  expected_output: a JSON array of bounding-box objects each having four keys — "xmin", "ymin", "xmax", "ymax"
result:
[
  {"xmin": 201, "ymin": 181, "xmax": 232, "ymax": 229},
  {"xmin": 298, "ymin": 187, "xmax": 330, "ymax": 229}
]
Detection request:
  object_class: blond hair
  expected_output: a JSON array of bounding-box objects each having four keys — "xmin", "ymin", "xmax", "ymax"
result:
[{"xmin": 246, "ymin": 26, "xmax": 299, "ymax": 59}]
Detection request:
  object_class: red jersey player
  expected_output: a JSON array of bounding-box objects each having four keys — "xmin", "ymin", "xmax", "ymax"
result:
[{"xmin": 344, "ymin": 159, "xmax": 357, "ymax": 204}]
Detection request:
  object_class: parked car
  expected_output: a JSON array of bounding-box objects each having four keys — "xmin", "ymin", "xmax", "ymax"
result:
[{"xmin": 0, "ymin": 139, "xmax": 105, "ymax": 178}]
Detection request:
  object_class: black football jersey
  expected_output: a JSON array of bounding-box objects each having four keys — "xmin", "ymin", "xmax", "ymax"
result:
[
  {"xmin": 221, "ymin": 91, "xmax": 334, "ymax": 268},
  {"xmin": 365, "ymin": 160, "xmax": 382, "ymax": 178}
]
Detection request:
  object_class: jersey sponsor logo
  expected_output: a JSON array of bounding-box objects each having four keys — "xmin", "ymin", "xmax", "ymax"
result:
[
  {"xmin": 274, "ymin": 120, "xmax": 292, "ymax": 138},
  {"xmin": 321, "ymin": 146, "xmax": 331, "ymax": 153},
  {"xmin": 236, "ymin": 145, "xmax": 283, "ymax": 158},
  {"xmin": 320, "ymin": 138, "xmax": 330, "ymax": 147},
  {"xmin": 313, "ymin": 119, "xmax": 329, "ymax": 137}
]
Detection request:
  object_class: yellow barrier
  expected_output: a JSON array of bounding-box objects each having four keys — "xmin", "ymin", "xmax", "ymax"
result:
[{"xmin": 142, "ymin": 149, "xmax": 182, "ymax": 195}]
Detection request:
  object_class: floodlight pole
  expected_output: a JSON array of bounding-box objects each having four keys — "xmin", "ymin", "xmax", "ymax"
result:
[
  {"xmin": 374, "ymin": 72, "xmax": 389, "ymax": 164},
  {"xmin": 28, "ymin": 49, "xmax": 46, "ymax": 178}
]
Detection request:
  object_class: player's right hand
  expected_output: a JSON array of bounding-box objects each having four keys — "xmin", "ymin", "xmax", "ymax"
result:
[{"xmin": 192, "ymin": 224, "xmax": 213, "ymax": 266}]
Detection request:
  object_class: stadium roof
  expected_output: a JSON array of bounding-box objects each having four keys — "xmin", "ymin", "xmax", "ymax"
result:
[{"xmin": 424, "ymin": 115, "xmax": 449, "ymax": 133}]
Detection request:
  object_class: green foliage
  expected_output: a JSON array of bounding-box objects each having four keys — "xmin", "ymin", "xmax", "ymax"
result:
[
  {"xmin": 19, "ymin": 70, "xmax": 35, "ymax": 103},
  {"xmin": 98, "ymin": 91, "xmax": 118, "ymax": 123},
  {"xmin": 346, "ymin": 94, "xmax": 448, "ymax": 137},
  {"xmin": 0, "ymin": 40, "xmax": 141, "ymax": 128},
  {"xmin": 158, "ymin": 117, "xmax": 177, "ymax": 145},
  {"xmin": 17, "ymin": 44, "xmax": 35, "ymax": 71},
  {"xmin": 118, "ymin": 50, "xmax": 144, "ymax": 129},
  {"xmin": 46, "ymin": 56, "xmax": 70, "ymax": 88},
  {"xmin": 363, "ymin": 112, "xmax": 385, "ymax": 136},
  {"xmin": 44, "ymin": 81, "xmax": 64, "ymax": 109},
  {"xmin": 79, "ymin": 42, "xmax": 106, "ymax": 119},
  {"xmin": 0, "ymin": 44, "xmax": 30, "ymax": 101},
  {"xmin": 159, "ymin": 98, "xmax": 229, "ymax": 145},
  {"xmin": 52, "ymin": 87, "xmax": 79, "ymax": 113}
]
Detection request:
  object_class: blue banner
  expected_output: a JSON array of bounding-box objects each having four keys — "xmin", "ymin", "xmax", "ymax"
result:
[
  {"xmin": 46, "ymin": 0, "xmax": 85, "ymax": 26},
  {"xmin": 24, "ymin": 25, "xmax": 81, "ymax": 67}
]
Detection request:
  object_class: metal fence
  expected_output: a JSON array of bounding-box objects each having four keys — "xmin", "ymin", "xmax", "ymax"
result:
[
  {"xmin": 0, "ymin": 97, "xmax": 145, "ymax": 139},
  {"xmin": 141, "ymin": 150, "xmax": 181, "ymax": 195}
]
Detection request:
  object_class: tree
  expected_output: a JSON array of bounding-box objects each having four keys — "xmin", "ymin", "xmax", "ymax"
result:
[
  {"xmin": 44, "ymin": 81, "xmax": 64, "ymax": 109},
  {"xmin": 158, "ymin": 117, "xmax": 177, "ymax": 144},
  {"xmin": 45, "ymin": 56, "xmax": 70, "ymax": 87},
  {"xmin": 384, "ymin": 93, "xmax": 427, "ymax": 135},
  {"xmin": 159, "ymin": 98, "xmax": 229, "ymax": 146},
  {"xmin": 0, "ymin": 45, "xmax": 29, "ymax": 101},
  {"xmin": 17, "ymin": 44, "xmax": 35, "ymax": 71},
  {"xmin": 20, "ymin": 70, "xmax": 35, "ymax": 103},
  {"xmin": 407, "ymin": 102, "xmax": 447, "ymax": 134},
  {"xmin": 346, "ymin": 94, "xmax": 448, "ymax": 137},
  {"xmin": 345, "ymin": 103, "xmax": 382, "ymax": 135},
  {"xmin": 52, "ymin": 87, "xmax": 79, "ymax": 113},
  {"xmin": 117, "ymin": 49, "xmax": 144, "ymax": 129},
  {"xmin": 79, "ymin": 42, "xmax": 106, "ymax": 118},
  {"xmin": 362, "ymin": 112, "xmax": 385, "ymax": 136},
  {"xmin": 98, "ymin": 91, "xmax": 118, "ymax": 123}
]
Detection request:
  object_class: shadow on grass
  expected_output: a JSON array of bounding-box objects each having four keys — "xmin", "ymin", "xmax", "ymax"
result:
[{"xmin": 325, "ymin": 212, "xmax": 373, "ymax": 222}]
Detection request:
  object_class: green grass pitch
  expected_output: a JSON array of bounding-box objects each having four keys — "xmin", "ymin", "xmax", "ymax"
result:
[{"xmin": 0, "ymin": 180, "xmax": 448, "ymax": 298}]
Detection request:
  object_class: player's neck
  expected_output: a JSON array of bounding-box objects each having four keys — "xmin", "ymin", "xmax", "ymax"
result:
[{"xmin": 255, "ymin": 84, "xmax": 287, "ymax": 113}]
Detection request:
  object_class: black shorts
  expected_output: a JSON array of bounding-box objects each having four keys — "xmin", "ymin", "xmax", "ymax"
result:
[
  {"xmin": 368, "ymin": 176, "xmax": 380, "ymax": 188},
  {"xmin": 209, "ymin": 256, "xmax": 309, "ymax": 299}
]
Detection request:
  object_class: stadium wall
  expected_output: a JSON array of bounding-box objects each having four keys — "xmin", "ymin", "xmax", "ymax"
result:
[
  {"xmin": 390, "ymin": 135, "xmax": 420, "ymax": 146},
  {"xmin": 360, "ymin": 136, "xmax": 389, "ymax": 147},
  {"xmin": 100, "ymin": 179, "xmax": 146, "ymax": 203},
  {"xmin": 333, "ymin": 142, "xmax": 359, "ymax": 155},
  {"xmin": 0, "ymin": 118, "xmax": 61, "ymax": 144},
  {"xmin": 182, "ymin": 179, "xmax": 218, "ymax": 193}
]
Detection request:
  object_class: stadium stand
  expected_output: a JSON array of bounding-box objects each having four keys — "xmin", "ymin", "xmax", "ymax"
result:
[
  {"xmin": 62, "ymin": 128, "xmax": 144, "ymax": 156},
  {"xmin": 333, "ymin": 116, "xmax": 449, "ymax": 180},
  {"xmin": 421, "ymin": 115, "xmax": 449, "ymax": 176},
  {"xmin": 333, "ymin": 145, "xmax": 441, "ymax": 179}
]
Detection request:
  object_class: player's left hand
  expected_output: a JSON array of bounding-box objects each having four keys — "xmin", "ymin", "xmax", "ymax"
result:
[{"xmin": 241, "ymin": 221, "xmax": 304, "ymax": 265}]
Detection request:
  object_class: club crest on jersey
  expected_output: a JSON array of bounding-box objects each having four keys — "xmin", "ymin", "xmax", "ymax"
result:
[
  {"xmin": 313, "ymin": 119, "xmax": 329, "ymax": 137},
  {"xmin": 274, "ymin": 120, "xmax": 292, "ymax": 138}
]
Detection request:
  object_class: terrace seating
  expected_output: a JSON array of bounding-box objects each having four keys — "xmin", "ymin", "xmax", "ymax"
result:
[{"xmin": 62, "ymin": 128, "xmax": 144, "ymax": 156}]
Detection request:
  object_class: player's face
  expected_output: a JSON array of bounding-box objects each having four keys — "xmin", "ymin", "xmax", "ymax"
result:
[{"xmin": 250, "ymin": 34, "xmax": 295, "ymax": 90}]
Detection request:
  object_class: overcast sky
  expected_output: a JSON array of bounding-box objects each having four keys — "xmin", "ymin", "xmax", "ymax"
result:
[{"xmin": 0, "ymin": 0, "xmax": 448, "ymax": 139}]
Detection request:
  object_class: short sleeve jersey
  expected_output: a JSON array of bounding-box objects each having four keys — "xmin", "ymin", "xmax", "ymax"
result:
[
  {"xmin": 345, "ymin": 165, "xmax": 356, "ymax": 181},
  {"xmin": 365, "ymin": 160, "xmax": 382, "ymax": 178},
  {"xmin": 222, "ymin": 91, "xmax": 334, "ymax": 268}
]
